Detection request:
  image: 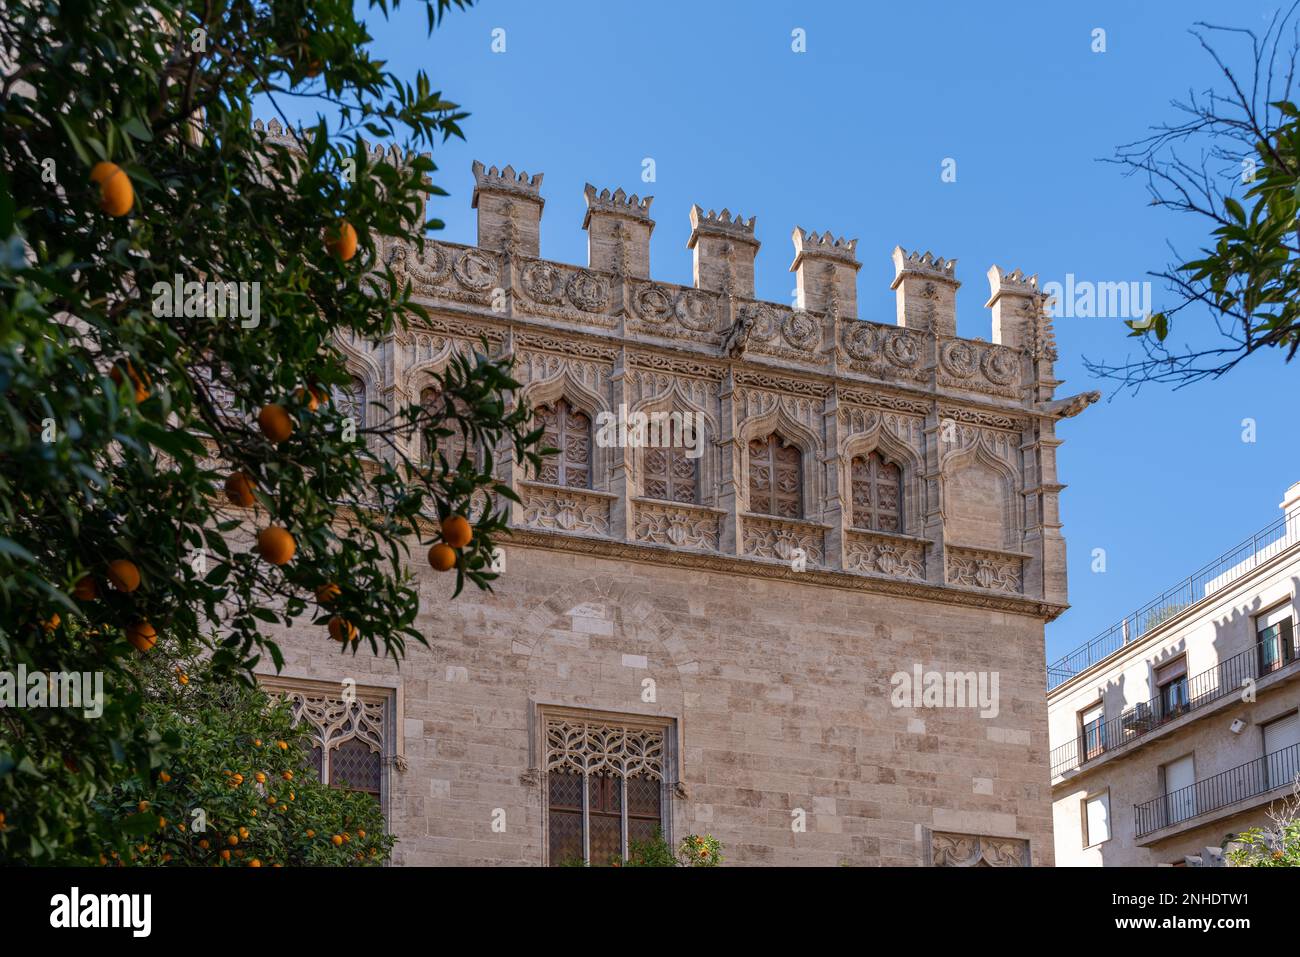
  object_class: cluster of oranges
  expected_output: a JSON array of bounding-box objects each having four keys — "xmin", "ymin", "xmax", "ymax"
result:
[
  {"xmin": 428, "ymin": 513, "xmax": 473, "ymax": 572},
  {"xmin": 64, "ymin": 558, "xmax": 157, "ymax": 652}
]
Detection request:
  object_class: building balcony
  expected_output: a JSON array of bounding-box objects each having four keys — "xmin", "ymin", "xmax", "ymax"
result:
[
  {"xmin": 1133, "ymin": 742, "xmax": 1300, "ymax": 841},
  {"xmin": 1049, "ymin": 634, "xmax": 1298, "ymax": 778}
]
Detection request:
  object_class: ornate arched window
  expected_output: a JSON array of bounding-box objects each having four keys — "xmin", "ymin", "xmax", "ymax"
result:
[
  {"xmin": 545, "ymin": 715, "xmax": 667, "ymax": 866},
  {"xmin": 419, "ymin": 385, "xmax": 476, "ymax": 470},
  {"xmin": 332, "ymin": 375, "xmax": 367, "ymax": 427},
  {"xmin": 273, "ymin": 688, "xmax": 386, "ymax": 800},
  {"xmin": 748, "ymin": 433, "xmax": 801, "ymax": 518},
  {"xmin": 537, "ymin": 399, "xmax": 591, "ymax": 488},
  {"xmin": 643, "ymin": 418, "xmax": 698, "ymax": 504},
  {"xmin": 851, "ymin": 450, "xmax": 902, "ymax": 532}
]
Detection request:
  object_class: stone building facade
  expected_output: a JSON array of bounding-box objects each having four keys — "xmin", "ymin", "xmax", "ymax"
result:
[
  {"xmin": 252, "ymin": 121, "xmax": 1096, "ymax": 866},
  {"xmin": 1048, "ymin": 483, "xmax": 1300, "ymax": 866}
]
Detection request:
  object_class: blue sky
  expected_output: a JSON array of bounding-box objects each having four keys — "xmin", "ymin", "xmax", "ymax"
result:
[{"xmin": 278, "ymin": 0, "xmax": 1298, "ymax": 663}]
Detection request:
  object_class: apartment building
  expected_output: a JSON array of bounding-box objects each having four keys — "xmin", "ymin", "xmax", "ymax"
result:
[{"xmin": 1047, "ymin": 482, "xmax": 1300, "ymax": 865}]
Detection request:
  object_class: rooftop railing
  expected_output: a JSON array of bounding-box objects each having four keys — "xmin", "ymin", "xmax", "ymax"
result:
[
  {"xmin": 1134, "ymin": 742, "xmax": 1300, "ymax": 838},
  {"xmin": 1047, "ymin": 511, "xmax": 1299, "ymax": 692},
  {"xmin": 1049, "ymin": 633, "xmax": 1297, "ymax": 778}
]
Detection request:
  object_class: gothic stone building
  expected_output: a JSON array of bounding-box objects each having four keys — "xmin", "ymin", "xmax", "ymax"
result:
[{"xmin": 254, "ymin": 124, "xmax": 1096, "ymax": 866}]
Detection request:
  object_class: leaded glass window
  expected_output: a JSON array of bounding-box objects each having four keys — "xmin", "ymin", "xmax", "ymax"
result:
[
  {"xmin": 270, "ymin": 688, "xmax": 387, "ymax": 802},
  {"xmin": 545, "ymin": 717, "xmax": 667, "ymax": 866}
]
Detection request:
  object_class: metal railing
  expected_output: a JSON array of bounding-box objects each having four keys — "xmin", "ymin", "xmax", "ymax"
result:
[
  {"xmin": 1049, "ymin": 634, "xmax": 1297, "ymax": 777},
  {"xmin": 1134, "ymin": 742, "xmax": 1300, "ymax": 838},
  {"xmin": 1047, "ymin": 511, "xmax": 1299, "ymax": 691}
]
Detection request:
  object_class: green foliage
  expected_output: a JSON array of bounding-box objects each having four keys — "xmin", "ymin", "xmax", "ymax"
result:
[
  {"xmin": 1097, "ymin": 12, "xmax": 1300, "ymax": 385},
  {"xmin": 95, "ymin": 674, "xmax": 392, "ymax": 867},
  {"xmin": 622, "ymin": 829, "xmax": 723, "ymax": 867},
  {"xmin": 1227, "ymin": 790, "xmax": 1300, "ymax": 867},
  {"xmin": 0, "ymin": 0, "xmax": 545, "ymax": 862}
]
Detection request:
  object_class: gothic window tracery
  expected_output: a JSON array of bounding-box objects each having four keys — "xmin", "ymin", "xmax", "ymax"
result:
[
  {"xmin": 851, "ymin": 450, "xmax": 902, "ymax": 532},
  {"xmin": 271, "ymin": 688, "xmax": 387, "ymax": 800},
  {"xmin": 643, "ymin": 419, "xmax": 698, "ymax": 504},
  {"xmin": 332, "ymin": 375, "xmax": 367, "ymax": 428},
  {"xmin": 545, "ymin": 716, "xmax": 667, "ymax": 866},
  {"xmin": 748, "ymin": 432, "xmax": 801, "ymax": 518},
  {"xmin": 537, "ymin": 398, "xmax": 591, "ymax": 488}
]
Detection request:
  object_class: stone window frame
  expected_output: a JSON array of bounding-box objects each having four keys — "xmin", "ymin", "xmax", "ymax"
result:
[
  {"xmin": 534, "ymin": 396, "xmax": 595, "ymax": 490},
  {"xmin": 626, "ymin": 393, "xmax": 718, "ymax": 509},
  {"xmin": 1081, "ymin": 788, "xmax": 1112, "ymax": 849},
  {"xmin": 849, "ymin": 449, "xmax": 903, "ymax": 533},
  {"xmin": 257, "ymin": 674, "xmax": 404, "ymax": 821},
  {"xmin": 417, "ymin": 381, "xmax": 484, "ymax": 473},
  {"xmin": 745, "ymin": 431, "xmax": 804, "ymax": 519},
  {"xmin": 531, "ymin": 704, "xmax": 679, "ymax": 867}
]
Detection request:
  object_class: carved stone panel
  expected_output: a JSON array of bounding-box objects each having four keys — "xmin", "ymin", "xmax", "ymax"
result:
[
  {"xmin": 931, "ymin": 831, "xmax": 1029, "ymax": 867},
  {"xmin": 946, "ymin": 546, "xmax": 1024, "ymax": 594}
]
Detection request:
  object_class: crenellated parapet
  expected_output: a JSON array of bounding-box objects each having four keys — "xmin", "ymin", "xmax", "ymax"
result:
[
  {"xmin": 472, "ymin": 161, "xmax": 545, "ymax": 257},
  {"xmin": 687, "ymin": 205, "xmax": 760, "ymax": 298},
  {"xmin": 345, "ymin": 157, "xmax": 1096, "ymax": 619},
  {"xmin": 583, "ymin": 184, "xmax": 654, "ymax": 278}
]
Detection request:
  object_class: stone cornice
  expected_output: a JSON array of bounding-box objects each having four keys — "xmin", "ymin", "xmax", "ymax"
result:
[{"xmin": 500, "ymin": 526, "xmax": 1068, "ymax": 621}]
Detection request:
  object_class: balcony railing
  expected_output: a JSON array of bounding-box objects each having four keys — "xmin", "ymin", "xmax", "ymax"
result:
[
  {"xmin": 1049, "ymin": 634, "xmax": 1297, "ymax": 777},
  {"xmin": 1047, "ymin": 511, "xmax": 1299, "ymax": 691},
  {"xmin": 1134, "ymin": 742, "xmax": 1300, "ymax": 838}
]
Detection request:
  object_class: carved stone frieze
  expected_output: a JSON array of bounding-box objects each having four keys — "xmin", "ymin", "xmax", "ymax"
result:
[
  {"xmin": 946, "ymin": 546, "xmax": 1023, "ymax": 594},
  {"xmin": 844, "ymin": 530, "xmax": 926, "ymax": 581},
  {"xmin": 741, "ymin": 513, "xmax": 824, "ymax": 565},
  {"xmin": 931, "ymin": 831, "xmax": 1029, "ymax": 867},
  {"xmin": 520, "ymin": 483, "xmax": 612, "ymax": 536},
  {"xmin": 632, "ymin": 499, "xmax": 722, "ymax": 550}
]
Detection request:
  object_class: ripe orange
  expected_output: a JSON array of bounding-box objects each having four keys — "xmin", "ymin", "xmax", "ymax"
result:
[
  {"xmin": 294, "ymin": 386, "xmax": 320, "ymax": 412},
  {"xmin": 71, "ymin": 575, "xmax": 98, "ymax": 601},
  {"xmin": 110, "ymin": 360, "xmax": 150, "ymax": 403},
  {"xmin": 256, "ymin": 526, "xmax": 296, "ymax": 565},
  {"xmin": 198, "ymin": 839, "xmax": 209, "ymax": 850},
  {"xmin": 42, "ymin": 613, "xmax": 60, "ymax": 632},
  {"xmin": 238, "ymin": 827, "xmax": 249, "ymax": 839},
  {"xmin": 441, "ymin": 514, "xmax": 472, "ymax": 549},
  {"xmin": 227, "ymin": 834, "xmax": 239, "ymax": 846},
  {"xmin": 254, "ymin": 772, "xmax": 266, "ymax": 784},
  {"xmin": 249, "ymin": 859, "xmax": 261, "ymax": 868},
  {"xmin": 282, "ymin": 770, "xmax": 293, "ymax": 781},
  {"xmin": 357, "ymin": 829, "xmax": 366, "ymax": 839},
  {"xmin": 176, "ymin": 668, "xmax": 189, "ymax": 686},
  {"xmin": 253, "ymin": 738, "xmax": 262, "ymax": 747},
  {"xmin": 315, "ymin": 582, "xmax": 341, "ymax": 604},
  {"xmin": 231, "ymin": 773, "xmax": 244, "ymax": 786},
  {"xmin": 137, "ymin": 800, "xmax": 149, "ymax": 812},
  {"xmin": 257, "ymin": 403, "xmax": 293, "ymax": 443},
  {"xmin": 325, "ymin": 221, "xmax": 358, "ymax": 262},
  {"xmin": 220, "ymin": 849, "xmax": 230, "ymax": 861},
  {"xmin": 106, "ymin": 559, "xmax": 141, "ymax": 593},
  {"xmin": 331, "ymin": 834, "xmax": 343, "ymax": 846},
  {"xmin": 428, "ymin": 543, "xmax": 456, "ymax": 572},
  {"xmin": 305, "ymin": 829, "xmax": 315, "ymax": 838},
  {"xmin": 159, "ymin": 771, "xmax": 171, "ymax": 783},
  {"xmin": 267, "ymin": 796, "xmax": 276, "ymax": 805},
  {"xmin": 126, "ymin": 620, "xmax": 157, "ymax": 653},
  {"xmin": 328, "ymin": 616, "xmax": 357, "ymax": 643},
  {"xmin": 224, "ymin": 472, "xmax": 256, "ymax": 507},
  {"xmin": 90, "ymin": 161, "xmax": 134, "ymax": 217},
  {"xmin": 277, "ymin": 741, "xmax": 288, "ymax": 751}
]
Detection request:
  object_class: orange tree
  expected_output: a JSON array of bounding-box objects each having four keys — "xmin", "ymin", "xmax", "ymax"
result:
[
  {"xmin": 0, "ymin": 0, "xmax": 545, "ymax": 863},
  {"xmin": 98, "ymin": 666, "xmax": 393, "ymax": 868}
]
